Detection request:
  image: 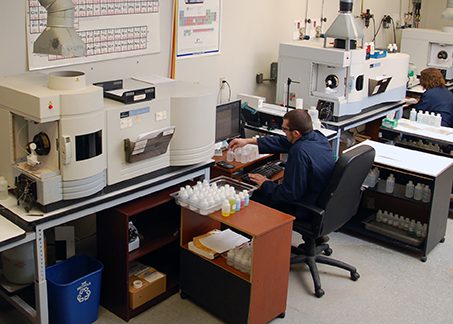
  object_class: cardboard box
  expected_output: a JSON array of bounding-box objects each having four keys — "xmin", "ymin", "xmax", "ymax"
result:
[{"xmin": 128, "ymin": 266, "xmax": 166, "ymax": 309}]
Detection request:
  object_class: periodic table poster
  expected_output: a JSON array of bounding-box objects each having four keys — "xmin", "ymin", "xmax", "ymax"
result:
[
  {"xmin": 176, "ymin": 0, "xmax": 221, "ymax": 58},
  {"xmin": 26, "ymin": 0, "xmax": 161, "ymax": 70}
]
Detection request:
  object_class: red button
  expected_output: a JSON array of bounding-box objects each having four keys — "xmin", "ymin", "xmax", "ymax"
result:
[{"xmin": 49, "ymin": 105, "xmax": 53, "ymax": 109}]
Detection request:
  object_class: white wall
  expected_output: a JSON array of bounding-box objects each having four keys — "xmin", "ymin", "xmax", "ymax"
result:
[{"xmin": 0, "ymin": 0, "xmax": 428, "ymax": 103}]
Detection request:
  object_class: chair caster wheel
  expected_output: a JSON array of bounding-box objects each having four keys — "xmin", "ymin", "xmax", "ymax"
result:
[
  {"xmin": 440, "ymin": 237, "xmax": 445, "ymax": 243},
  {"xmin": 323, "ymin": 247, "xmax": 333, "ymax": 256},
  {"xmin": 351, "ymin": 271, "xmax": 360, "ymax": 281},
  {"xmin": 315, "ymin": 288, "xmax": 325, "ymax": 298},
  {"xmin": 180, "ymin": 291, "xmax": 188, "ymax": 299},
  {"xmin": 277, "ymin": 312, "xmax": 286, "ymax": 318},
  {"xmin": 420, "ymin": 256, "xmax": 427, "ymax": 262}
]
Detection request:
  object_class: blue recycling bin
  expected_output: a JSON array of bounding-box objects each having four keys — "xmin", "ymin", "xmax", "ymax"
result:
[{"xmin": 46, "ymin": 255, "xmax": 104, "ymax": 324}]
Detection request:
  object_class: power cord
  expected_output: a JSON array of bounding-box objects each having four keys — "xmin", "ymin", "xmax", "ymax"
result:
[{"xmin": 221, "ymin": 80, "xmax": 232, "ymax": 102}]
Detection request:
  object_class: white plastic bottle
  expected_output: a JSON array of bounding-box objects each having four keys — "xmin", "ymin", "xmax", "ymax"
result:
[
  {"xmin": 416, "ymin": 110, "xmax": 424, "ymax": 124},
  {"xmin": 414, "ymin": 183, "xmax": 423, "ymax": 201},
  {"xmin": 409, "ymin": 108, "xmax": 417, "ymax": 122},
  {"xmin": 422, "ymin": 185, "xmax": 431, "ymax": 203},
  {"xmin": 0, "ymin": 176, "xmax": 7, "ymax": 200},
  {"xmin": 385, "ymin": 174, "xmax": 395, "ymax": 193},
  {"xmin": 423, "ymin": 111, "xmax": 430, "ymax": 125},
  {"xmin": 376, "ymin": 209, "xmax": 383, "ymax": 222},
  {"xmin": 405, "ymin": 180, "xmax": 414, "ymax": 198},
  {"xmin": 435, "ymin": 113, "xmax": 442, "ymax": 127}
]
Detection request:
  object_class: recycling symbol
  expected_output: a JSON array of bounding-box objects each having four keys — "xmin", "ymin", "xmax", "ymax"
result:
[{"xmin": 77, "ymin": 283, "xmax": 92, "ymax": 303}]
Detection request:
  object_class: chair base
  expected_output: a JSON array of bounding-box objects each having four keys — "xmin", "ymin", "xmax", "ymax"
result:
[{"xmin": 291, "ymin": 244, "xmax": 359, "ymax": 298}]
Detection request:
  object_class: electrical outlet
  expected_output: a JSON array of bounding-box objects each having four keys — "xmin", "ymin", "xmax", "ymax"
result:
[{"xmin": 219, "ymin": 77, "xmax": 226, "ymax": 89}]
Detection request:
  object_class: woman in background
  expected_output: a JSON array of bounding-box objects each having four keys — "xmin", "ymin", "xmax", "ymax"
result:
[{"xmin": 416, "ymin": 68, "xmax": 453, "ymax": 128}]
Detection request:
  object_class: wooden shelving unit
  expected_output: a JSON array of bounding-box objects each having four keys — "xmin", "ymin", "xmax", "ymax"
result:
[{"xmin": 97, "ymin": 185, "xmax": 184, "ymax": 321}]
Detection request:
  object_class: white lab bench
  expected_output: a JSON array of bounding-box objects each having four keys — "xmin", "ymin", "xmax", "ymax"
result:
[
  {"xmin": 343, "ymin": 140, "xmax": 453, "ymax": 261},
  {"xmin": 381, "ymin": 119, "xmax": 453, "ymax": 157},
  {"xmin": 0, "ymin": 161, "xmax": 213, "ymax": 324}
]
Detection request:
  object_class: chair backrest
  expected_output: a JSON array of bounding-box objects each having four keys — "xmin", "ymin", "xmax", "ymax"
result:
[{"xmin": 315, "ymin": 145, "xmax": 375, "ymax": 236}]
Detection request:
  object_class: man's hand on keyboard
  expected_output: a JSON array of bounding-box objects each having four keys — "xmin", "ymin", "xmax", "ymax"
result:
[{"xmin": 248, "ymin": 173, "xmax": 268, "ymax": 187}]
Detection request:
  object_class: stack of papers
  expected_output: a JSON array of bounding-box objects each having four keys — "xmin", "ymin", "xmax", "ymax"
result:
[{"xmin": 188, "ymin": 229, "xmax": 249, "ymax": 260}]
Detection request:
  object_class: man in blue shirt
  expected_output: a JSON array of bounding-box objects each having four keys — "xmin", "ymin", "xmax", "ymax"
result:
[
  {"xmin": 229, "ymin": 109, "xmax": 335, "ymax": 221},
  {"xmin": 415, "ymin": 68, "xmax": 453, "ymax": 128}
]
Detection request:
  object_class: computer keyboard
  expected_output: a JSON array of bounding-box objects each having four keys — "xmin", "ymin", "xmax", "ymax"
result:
[{"xmin": 241, "ymin": 161, "xmax": 284, "ymax": 184}]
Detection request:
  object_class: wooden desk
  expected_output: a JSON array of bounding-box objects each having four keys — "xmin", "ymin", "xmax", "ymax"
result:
[{"xmin": 179, "ymin": 201, "xmax": 295, "ymax": 324}]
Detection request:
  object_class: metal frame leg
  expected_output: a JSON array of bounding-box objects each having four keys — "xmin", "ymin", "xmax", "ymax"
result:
[{"xmin": 34, "ymin": 226, "xmax": 48, "ymax": 324}]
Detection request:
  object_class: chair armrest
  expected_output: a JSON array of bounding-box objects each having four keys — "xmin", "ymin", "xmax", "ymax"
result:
[{"xmin": 285, "ymin": 201, "xmax": 325, "ymax": 217}]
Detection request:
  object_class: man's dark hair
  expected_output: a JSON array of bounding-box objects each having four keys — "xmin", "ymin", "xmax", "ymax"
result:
[{"xmin": 283, "ymin": 109, "xmax": 313, "ymax": 134}]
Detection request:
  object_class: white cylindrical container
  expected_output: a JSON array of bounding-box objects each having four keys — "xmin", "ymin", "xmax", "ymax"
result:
[
  {"xmin": 1, "ymin": 242, "xmax": 35, "ymax": 284},
  {"xmin": 0, "ymin": 176, "xmax": 8, "ymax": 200},
  {"xmin": 422, "ymin": 185, "xmax": 431, "ymax": 203},
  {"xmin": 295, "ymin": 98, "xmax": 303, "ymax": 109},
  {"xmin": 409, "ymin": 109, "xmax": 417, "ymax": 122},
  {"xmin": 405, "ymin": 180, "xmax": 414, "ymax": 198},
  {"xmin": 226, "ymin": 150, "xmax": 234, "ymax": 162},
  {"xmin": 414, "ymin": 183, "xmax": 423, "ymax": 200},
  {"xmin": 417, "ymin": 111, "xmax": 423, "ymax": 123},
  {"xmin": 385, "ymin": 174, "xmax": 395, "ymax": 193}
]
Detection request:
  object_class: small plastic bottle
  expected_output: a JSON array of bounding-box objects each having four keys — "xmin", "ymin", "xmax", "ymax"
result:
[
  {"xmin": 226, "ymin": 149, "xmax": 235, "ymax": 162},
  {"xmin": 409, "ymin": 108, "xmax": 417, "ymax": 122},
  {"xmin": 238, "ymin": 192, "xmax": 245, "ymax": 208},
  {"xmin": 417, "ymin": 110, "xmax": 424, "ymax": 124},
  {"xmin": 228, "ymin": 195, "xmax": 236, "ymax": 214},
  {"xmin": 405, "ymin": 180, "xmax": 414, "ymax": 198},
  {"xmin": 382, "ymin": 210, "xmax": 389, "ymax": 224},
  {"xmin": 422, "ymin": 185, "xmax": 431, "ymax": 203},
  {"xmin": 414, "ymin": 183, "xmax": 423, "ymax": 201},
  {"xmin": 435, "ymin": 113, "xmax": 442, "ymax": 127},
  {"xmin": 422, "ymin": 223, "xmax": 428, "ymax": 238},
  {"xmin": 235, "ymin": 195, "xmax": 241, "ymax": 212},
  {"xmin": 409, "ymin": 219, "xmax": 416, "ymax": 236},
  {"xmin": 385, "ymin": 174, "xmax": 395, "ymax": 193},
  {"xmin": 376, "ymin": 209, "xmax": 383, "ymax": 222},
  {"xmin": 243, "ymin": 190, "xmax": 250, "ymax": 206},
  {"xmin": 221, "ymin": 199, "xmax": 231, "ymax": 217},
  {"xmin": 415, "ymin": 221, "xmax": 423, "ymax": 238},
  {"xmin": 0, "ymin": 176, "xmax": 8, "ymax": 200}
]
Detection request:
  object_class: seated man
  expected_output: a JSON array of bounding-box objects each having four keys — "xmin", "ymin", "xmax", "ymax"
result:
[
  {"xmin": 229, "ymin": 109, "xmax": 335, "ymax": 221},
  {"xmin": 415, "ymin": 67, "xmax": 453, "ymax": 128}
]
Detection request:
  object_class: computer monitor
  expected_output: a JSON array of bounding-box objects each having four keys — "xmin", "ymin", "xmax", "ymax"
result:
[{"xmin": 215, "ymin": 100, "xmax": 242, "ymax": 143}]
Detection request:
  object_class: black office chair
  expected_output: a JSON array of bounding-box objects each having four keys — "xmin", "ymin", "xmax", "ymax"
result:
[{"xmin": 289, "ymin": 145, "xmax": 376, "ymax": 298}]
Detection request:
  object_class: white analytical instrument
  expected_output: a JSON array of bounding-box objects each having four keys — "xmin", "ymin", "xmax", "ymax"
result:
[
  {"xmin": 401, "ymin": 28, "xmax": 453, "ymax": 80},
  {"xmin": 0, "ymin": 73, "xmax": 216, "ymax": 212},
  {"xmin": 276, "ymin": 41, "xmax": 409, "ymax": 120},
  {"xmin": 276, "ymin": 0, "xmax": 408, "ymax": 121},
  {"xmin": 0, "ymin": 71, "xmax": 106, "ymax": 211}
]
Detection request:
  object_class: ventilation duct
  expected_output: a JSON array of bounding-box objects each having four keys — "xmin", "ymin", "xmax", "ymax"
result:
[
  {"xmin": 33, "ymin": 0, "xmax": 85, "ymax": 57},
  {"xmin": 325, "ymin": 0, "xmax": 364, "ymax": 50}
]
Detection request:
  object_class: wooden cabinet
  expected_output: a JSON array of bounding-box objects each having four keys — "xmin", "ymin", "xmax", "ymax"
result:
[
  {"xmin": 179, "ymin": 201, "xmax": 294, "ymax": 324},
  {"xmin": 343, "ymin": 141, "xmax": 453, "ymax": 262},
  {"xmin": 97, "ymin": 185, "xmax": 183, "ymax": 321}
]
